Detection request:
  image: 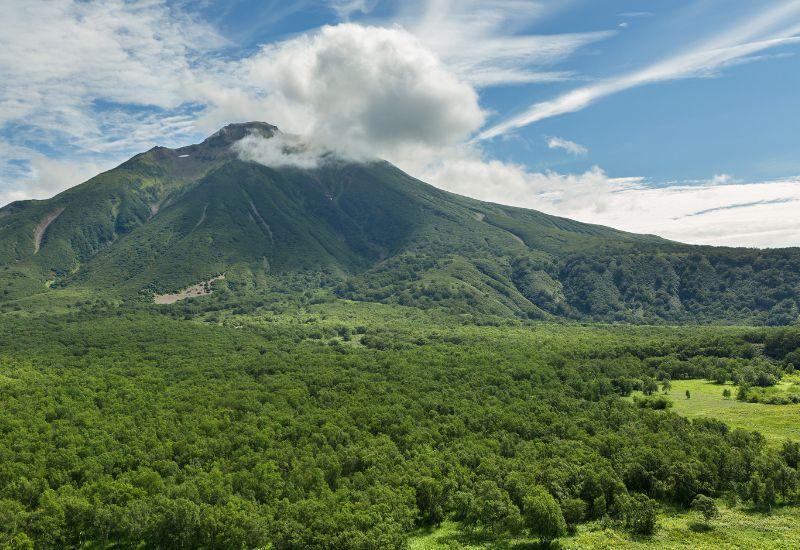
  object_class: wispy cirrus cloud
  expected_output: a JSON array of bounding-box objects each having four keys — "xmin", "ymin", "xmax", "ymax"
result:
[
  {"xmin": 396, "ymin": 0, "xmax": 614, "ymax": 87},
  {"xmin": 685, "ymin": 197, "xmax": 796, "ymax": 218},
  {"xmin": 478, "ymin": 1, "xmax": 800, "ymax": 139},
  {"xmin": 0, "ymin": 0, "xmax": 223, "ymax": 142},
  {"xmin": 0, "ymin": 0, "xmax": 225, "ymax": 195}
]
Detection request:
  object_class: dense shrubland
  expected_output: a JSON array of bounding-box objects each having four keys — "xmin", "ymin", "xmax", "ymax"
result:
[
  {"xmin": 0, "ymin": 302, "xmax": 799, "ymax": 548},
  {"xmin": 335, "ymin": 247, "xmax": 800, "ymax": 325}
]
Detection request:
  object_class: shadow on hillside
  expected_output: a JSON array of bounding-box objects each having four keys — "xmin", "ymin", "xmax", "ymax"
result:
[
  {"xmin": 430, "ymin": 529, "xmax": 558, "ymax": 549},
  {"xmin": 510, "ymin": 543, "xmax": 560, "ymax": 550},
  {"xmin": 688, "ymin": 521, "xmax": 713, "ymax": 532}
]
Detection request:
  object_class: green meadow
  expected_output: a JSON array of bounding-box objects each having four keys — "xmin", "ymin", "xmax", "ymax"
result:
[
  {"xmin": 411, "ymin": 505, "xmax": 800, "ymax": 549},
  {"xmin": 663, "ymin": 379, "xmax": 800, "ymax": 445}
]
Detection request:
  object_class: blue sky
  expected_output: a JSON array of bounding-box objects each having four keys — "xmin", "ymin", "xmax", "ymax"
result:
[{"xmin": 1, "ymin": 0, "xmax": 800, "ymax": 246}]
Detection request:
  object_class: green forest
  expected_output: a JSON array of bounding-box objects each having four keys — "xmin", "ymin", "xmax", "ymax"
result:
[{"xmin": 2, "ymin": 290, "xmax": 800, "ymax": 549}]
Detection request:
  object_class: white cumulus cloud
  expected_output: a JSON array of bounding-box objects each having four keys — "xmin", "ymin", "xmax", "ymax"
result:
[
  {"xmin": 0, "ymin": 143, "xmax": 110, "ymax": 206},
  {"xmin": 205, "ymin": 23, "xmax": 485, "ymax": 168},
  {"xmin": 424, "ymin": 154, "xmax": 800, "ymax": 248}
]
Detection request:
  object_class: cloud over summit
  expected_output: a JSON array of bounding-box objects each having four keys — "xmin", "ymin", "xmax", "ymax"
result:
[
  {"xmin": 233, "ymin": 132, "xmax": 330, "ymax": 170},
  {"xmin": 203, "ymin": 24, "xmax": 485, "ymax": 165}
]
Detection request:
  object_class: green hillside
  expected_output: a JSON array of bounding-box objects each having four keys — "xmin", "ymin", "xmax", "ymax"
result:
[{"xmin": 1, "ymin": 122, "xmax": 799, "ymax": 324}]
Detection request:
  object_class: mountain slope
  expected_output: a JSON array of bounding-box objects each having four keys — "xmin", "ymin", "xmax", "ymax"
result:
[
  {"xmin": 0, "ymin": 123, "xmax": 279, "ymax": 296},
  {"xmin": 1, "ymin": 122, "xmax": 799, "ymax": 324}
]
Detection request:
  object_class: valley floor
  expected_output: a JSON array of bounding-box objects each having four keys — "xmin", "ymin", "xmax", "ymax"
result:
[{"xmin": 1, "ymin": 296, "xmax": 799, "ymax": 548}]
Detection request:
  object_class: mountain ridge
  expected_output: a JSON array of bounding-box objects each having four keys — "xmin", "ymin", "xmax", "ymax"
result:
[{"xmin": 1, "ymin": 122, "xmax": 799, "ymax": 324}]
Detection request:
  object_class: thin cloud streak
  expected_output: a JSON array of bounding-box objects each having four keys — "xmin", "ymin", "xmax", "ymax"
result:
[
  {"xmin": 547, "ymin": 136, "xmax": 586, "ymax": 155},
  {"xmin": 477, "ymin": 1, "xmax": 800, "ymax": 140}
]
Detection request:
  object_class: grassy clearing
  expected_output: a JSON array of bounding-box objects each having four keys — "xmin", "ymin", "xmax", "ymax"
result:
[
  {"xmin": 409, "ymin": 522, "xmax": 547, "ymax": 550},
  {"xmin": 2, "ymin": 287, "xmax": 100, "ymax": 315},
  {"xmin": 570, "ymin": 505, "xmax": 800, "ymax": 549},
  {"xmin": 410, "ymin": 506, "xmax": 800, "ymax": 549},
  {"xmin": 661, "ymin": 379, "xmax": 800, "ymax": 444}
]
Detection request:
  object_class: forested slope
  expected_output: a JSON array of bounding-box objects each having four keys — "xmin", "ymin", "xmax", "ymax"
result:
[{"xmin": 0, "ymin": 122, "xmax": 799, "ymax": 324}]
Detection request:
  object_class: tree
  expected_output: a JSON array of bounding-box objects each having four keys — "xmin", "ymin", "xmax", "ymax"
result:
[
  {"xmin": 561, "ymin": 498, "xmax": 586, "ymax": 534},
  {"xmin": 592, "ymin": 495, "xmax": 607, "ymax": 519},
  {"xmin": 691, "ymin": 495, "xmax": 719, "ymax": 527},
  {"xmin": 662, "ymin": 379, "xmax": 672, "ymax": 393},
  {"xmin": 465, "ymin": 481, "xmax": 522, "ymax": 538},
  {"xmin": 762, "ymin": 479, "xmax": 777, "ymax": 512},
  {"xmin": 737, "ymin": 384, "xmax": 750, "ymax": 401},
  {"xmin": 621, "ymin": 493, "xmax": 658, "ymax": 536},
  {"xmin": 723, "ymin": 488, "xmax": 738, "ymax": 508},
  {"xmin": 450, "ymin": 491, "xmax": 472, "ymax": 524},
  {"xmin": 774, "ymin": 464, "xmax": 798, "ymax": 500},
  {"xmin": 414, "ymin": 476, "xmax": 447, "ymax": 526},
  {"xmin": 148, "ymin": 498, "xmax": 202, "ymax": 549},
  {"xmin": 670, "ymin": 461, "xmax": 703, "ymax": 507},
  {"xmin": 0, "ymin": 499, "xmax": 31, "ymax": 549},
  {"xmin": 722, "ymin": 388, "xmax": 731, "ymax": 399},
  {"xmin": 748, "ymin": 475, "xmax": 764, "ymax": 508},
  {"xmin": 642, "ymin": 377, "xmax": 659, "ymax": 396},
  {"xmin": 522, "ymin": 486, "xmax": 567, "ymax": 544},
  {"xmin": 781, "ymin": 441, "xmax": 800, "ymax": 469},
  {"xmin": 685, "ymin": 390, "xmax": 691, "ymax": 399}
]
